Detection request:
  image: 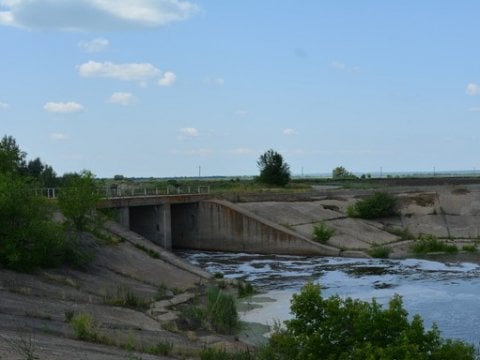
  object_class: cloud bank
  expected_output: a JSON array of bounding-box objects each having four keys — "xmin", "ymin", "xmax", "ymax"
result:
[{"xmin": 0, "ymin": 0, "xmax": 199, "ymax": 31}]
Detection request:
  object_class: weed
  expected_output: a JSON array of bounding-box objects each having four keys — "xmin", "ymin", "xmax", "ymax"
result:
[
  {"xmin": 411, "ymin": 234, "xmax": 458, "ymax": 254},
  {"xmin": 154, "ymin": 283, "xmax": 170, "ymax": 301},
  {"xmin": 133, "ymin": 243, "xmax": 160, "ymax": 259},
  {"xmin": 121, "ymin": 332, "xmax": 136, "ymax": 352},
  {"xmin": 103, "ymin": 286, "xmax": 149, "ymax": 310},
  {"xmin": 385, "ymin": 227, "xmax": 415, "ymax": 240},
  {"xmin": 368, "ymin": 244, "xmax": 391, "ymax": 259},
  {"xmin": 462, "ymin": 244, "xmax": 477, "ymax": 253},
  {"xmin": 348, "ymin": 192, "xmax": 398, "ymax": 219},
  {"xmin": 312, "ymin": 221, "xmax": 335, "ymax": 243},
  {"xmin": 182, "ymin": 305, "xmax": 205, "ymax": 330},
  {"xmin": 70, "ymin": 313, "xmax": 97, "ymax": 341},
  {"xmin": 206, "ymin": 286, "xmax": 239, "ymax": 334},
  {"xmin": 237, "ymin": 281, "xmax": 257, "ymax": 298},
  {"xmin": 213, "ymin": 272, "xmax": 224, "ymax": 279},
  {"xmin": 0, "ymin": 333, "xmax": 39, "ymax": 360},
  {"xmin": 144, "ymin": 340, "xmax": 173, "ymax": 355},
  {"xmin": 200, "ymin": 347, "xmax": 255, "ymax": 360},
  {"xmin": 64, "ymin": 310, "xmax": 75, "ymax": 322}
]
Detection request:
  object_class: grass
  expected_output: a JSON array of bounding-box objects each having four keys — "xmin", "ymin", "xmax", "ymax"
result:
[
  {"xmin": 206, "ymin": 286, "xmax": 239, "ymax": 334},
  {"xmin": 312, "ymin": 221, "xmax": 335, "ymax": 243},
  {"xmin": 411, "ymin": 234, "xmax": 458, "ymax": 254},
  {"xmin": 103, "ymin": 286, "xmax": 150, "ymax": 310},
  {"xmin": 144, "ymin": 340, "xmax": 173, "ymax": 355},
  {"xmin": 200, "ymin": 347, "xmax": 256, "ymax": 360},
  {"xmin": 133, "ymin": 243, "xmax": 160, "ymax": 259},
  {"xmin": 237, "ymin": 281, "xmax": 257, "ymax": 298},
  {"xmin": 70, "ymin": 313, "xmax": 98, "ymax": 341},
  {"xmin": 368, "ymin": 244, "xmax": 391, "ymax": 259},
  {"xmin": 462, "ymin": 244, "xmax": 477, "ymax": 253},
  {"xmin": 385, "ymin": 226, "xmax": 415, "ymax": 240}
]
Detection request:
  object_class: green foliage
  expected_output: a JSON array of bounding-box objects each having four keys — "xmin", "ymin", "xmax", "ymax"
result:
[
  {"xmin": 332, "ymin": 166, "xmax": 356, "ymax": 179},
  {"xmin": 260, "ymin": 282, "xmax": 475, "ymax": 360},
  {"xmin": 257, "ymin": 149, "xmax": 291, "ymax": 187},
  {"xmin": 58, "ymin": 170, "xmax": 100, "ymax": 231},
  {"xmin": 144, "ymin": 340, "xmax": 173, "ymax": 355},
  {"xmin": 0, "ymin": 173, "xmax": 68, "ymax": 272},
  {"xmin": 462, "ymin": 244, "xmax": 477, "ymax": 253},
  {"xmin": 200, "ymin": 347, "xmax": 255, "ymax": 360},
  {"xmin": 206, "ymin": 286, "xmax": 239, "ymax": 334},
  {"xmin": 70, "ymin": 313, "xmax": 97, "ymax": 341},
  {"xmin": 103, "ymin": 286, "xmax": 149, "ymax": 310},
  {"xmin": 0, "ymin": 135, "xmax": 26, "ymax": 174},
  {"xmin": 369, "ymin": 244, "xmax": 391, "ymax": 258},
  {"xmin": 237, "ymin": 281, "xmax": 257, "ymax": 298},
  {"xmin": 133, "ymin": 243, "xmax": 160, "ymax": 259},
  {"xmin": 348, "ymin": 191, "xmax": 399, "ymax": 219},
  {"xmin": 312, "ymin": 221, "xmax": 335, "ymax": 243},
  {"xmin": 411, "ymin": 234, "xmax": 458, "ymax": 254},
  {"xmin": 386, "ymin": 226, "xmax": 415, "ymax": 240}
]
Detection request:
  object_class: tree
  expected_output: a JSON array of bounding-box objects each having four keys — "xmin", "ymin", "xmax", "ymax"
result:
[
  {"xmin": 260, "ymin": 282, "xmax": 475, "ymax": 360},
  {"xmin": 257, "ymin": 149, "xmax": 291, "ymax": 187},
  {"xmin": 332, "ymin": 166, "xmax": 356, "ymax": 179},
  {"xmin": 58, "ymin": 170, "xmax": 100, "ymax": 231},
  {"xmin": 0, "ymin": 173, "xmax": 66, "ymax": 272},
  {"xmin": 0, "ymin": 135, "xmax": 26, "ymax": 174}
]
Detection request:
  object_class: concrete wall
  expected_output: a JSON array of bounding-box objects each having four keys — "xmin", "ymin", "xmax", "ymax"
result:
[
  {"xmin": 173, "ymin": 200, "xmax": 339, "ymax": 256},
  {"xmin": 128, "ymin": 204, "xmax": 172, "ymax": 249}
]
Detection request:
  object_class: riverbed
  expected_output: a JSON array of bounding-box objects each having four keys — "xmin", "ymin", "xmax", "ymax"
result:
[{"xmin": 176, "ymin": 250, "xmax": 480, "ymax": 346}]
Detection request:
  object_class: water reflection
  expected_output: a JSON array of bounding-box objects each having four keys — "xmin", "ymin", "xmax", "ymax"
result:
[{"xmin": 176, "ymin": 250, "xmax": 480, "ymax": 344}]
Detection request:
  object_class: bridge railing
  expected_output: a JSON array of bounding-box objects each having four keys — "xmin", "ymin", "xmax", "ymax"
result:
[{"xmin": 35, "ymin": 185, "xmax": 210, "ymax": 199}]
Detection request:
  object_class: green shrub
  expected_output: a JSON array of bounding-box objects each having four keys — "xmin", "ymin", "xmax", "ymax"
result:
[
  {"xmin": 0, "ymin": 173, "xmax": 69, "ymax": 272},
  {"xmin": 144, "ymin": 340, "xmax": 173, "ymax": 356},
  {"xmin": 348, "ymin": 192, "xmax": 398, "ymax": 219},
  {"xmin": 259, "ymin": 282, "xmax": 475, "ymax": 360},
  {"xmin": 312, "ymin": 222, "xmax": 335, "ymax": 243},
  {"xmin": 462, "ymin": 244, "xmax": 477, "ymax": 253},
  {"xmin": 206, "ymin": 287, "xmax": 238, "ymax": 334},
  {"xmin": 182, "ymin": 305, "xmax": 205, "ymax": 330},
  {"xmin": 411, "ymin": 234, "xmax": 458, "ymax": 254},
  {"xmin": 237, "ymin": 281, "xmax": 257, "ymax": 298},
  {"xmin": 200, "ymin": 347, "xmax": 255, "ymax": 360},
  {"xmin": 70, "ymin": 313, "xmax": 97, "ymax": 341},
  {"xmin": 368, "ymin": 244, "xmax": 391, "ymax": 258},
  {"xmin": 386, "ymin": 226, "xmax": 415, "ymax": 240},
  {"xmin": 103, "ymin": 286, "xmax": 149, "ymax": 310}
]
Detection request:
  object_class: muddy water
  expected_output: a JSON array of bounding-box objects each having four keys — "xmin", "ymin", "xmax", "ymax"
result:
[{"xmin": 177, "ymin": 250, "xmax": 480, "ymax": 345}]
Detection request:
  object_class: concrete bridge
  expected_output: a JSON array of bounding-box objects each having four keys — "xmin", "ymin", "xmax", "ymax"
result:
[{"xmin": 98, "ymin": 194, "xmax": 339, "ymax": 256}]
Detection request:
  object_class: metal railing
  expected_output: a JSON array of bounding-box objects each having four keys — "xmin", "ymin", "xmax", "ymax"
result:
[{"xmin": 36, "ymin": 185, "xmax": 210, "ymax": 199}]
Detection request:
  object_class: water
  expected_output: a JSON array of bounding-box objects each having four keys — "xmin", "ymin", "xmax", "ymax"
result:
[{"xmin": 176, "ymin": 250, "xmax": 480, "ymax": 345}]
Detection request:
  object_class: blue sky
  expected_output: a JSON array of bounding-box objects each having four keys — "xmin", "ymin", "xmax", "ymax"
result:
[{"xmin": 1, "ymin": 0, "xmax": 479, "ymax": 178}]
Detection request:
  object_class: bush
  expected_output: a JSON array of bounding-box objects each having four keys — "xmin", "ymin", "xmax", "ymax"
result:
[
  {"xmin": 312, "ymin": 221, "xmax": 335, "ymax": 243},
  {"xmin": 369, "ymin": 244, "xmax": 391, "ymax": 258},
  {"xmin": 259, "ymin": 282, "xmax": 475, "ymax": 360},
  {"xmin": 70, "ymin": 313, "xmax": 97, "ymax": 341},
  {"xmin": 348, "ymin": 192, "xmax": 398, "ymax": 219},
  {"xmin": 0, "ymin": 173, "xmax": 68, "ymax": 272},
  {"xmin": 144, "ymin": 340, "xmax": 173, "ymax": 356},
  {"xmin": 237, "ymin": 281, "xmax": 257, "ymax": 298},
  {"xmin": 200, "ymin": 347, "xmax": 255, "ymax": 360},
  {"xmin": 206, "ymin": 286, "xmax": 238, "ymax": 334},
  {"xmin": 103, "ymin": 286, "xmax": 149, "ymax": 310},
  {"xmin": 411, "ymin": 234, "xmax": 458, "ymax": 254}
]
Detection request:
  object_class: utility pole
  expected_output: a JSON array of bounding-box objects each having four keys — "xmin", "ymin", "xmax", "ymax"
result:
[{"xmin": 198, "ymin": 166, "xmax": 201, "ymax": 178}]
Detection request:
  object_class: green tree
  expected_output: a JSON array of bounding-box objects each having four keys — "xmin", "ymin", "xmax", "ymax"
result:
[
  {"xmin": 0, "ymin": 173, "xmax": 66, "ymax": 271},
  {"xmin": 332, "ymin": 166, "xmax": 356, "ymax": 179},
  {"xmin": 257, "ymin": 149, "xmax": 291, "ymax": 187},
  {"xmin": 0, "ymin": 135, "xmax": 26, "ymax": 174},
  {"xmin": 260, "ymin": 282, "xmax": 475, "ymax": 360},
  {"xmin": 58, "ymin": 170, "xmax": 100, "ymax": 231}
]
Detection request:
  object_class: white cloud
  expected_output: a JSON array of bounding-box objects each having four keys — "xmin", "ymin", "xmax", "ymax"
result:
[
  {"xmin": 331, "ymin": 60, "xmax": 346, "ymax": 70},
  {"xmin": 466, "ymin": 83, "xmax": 480, "ymax": 96},
  {"xmin": 158, "ymin": 71, "xmax": 176, "ymax": 86},
  {"xmin": 78, "ymin": 61, "xmax": 161, "ymax": 81},
  {"xmin": 51, "ymin": 132, "xmax": 69, "ymax": 141},
  {"xmin": 178, "ymin": 127, "xmax": 199, "ymax": 140},
  {"xmin": 283, "ymin": 128, "xmax": 298, "ymax": 136},
  {"xmin": 0, "ymin": 0, "xmax": 199, "ymax": 31},
  {"xmin": 230, "ymin": 148, "xmax": 255, "ymax": 156},
  {"xmin": 44, "ymin": 101, "xmax": 84, "ymax": 113},
  {"xmin": 107, "ymin": 92, "xmax": 135, "ymax": 106},
  {"xmin": 0, "ymin": 101, "xmax": 10, "ymax": 109},
  {"xmin": 468, "ymin": 107, "xmax": 480, "ymax": 112},
  {"xmin": 78, "ymin": 37, "xmax": 109, "ymax": 53}
]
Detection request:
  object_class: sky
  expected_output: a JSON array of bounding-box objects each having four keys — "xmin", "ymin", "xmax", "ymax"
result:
[{"xmin": 1, "ymin": 0, "xmax": 480, "ymax": 178}]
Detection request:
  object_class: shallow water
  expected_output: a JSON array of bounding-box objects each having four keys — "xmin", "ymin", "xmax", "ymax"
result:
[{"xmin": 176, "ymin": 250, "xmax": 480, "ymax": 345}]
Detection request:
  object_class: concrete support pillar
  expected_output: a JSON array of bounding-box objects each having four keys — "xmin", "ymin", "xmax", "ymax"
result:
[
  {"xmin": 117, "ymin": 207, "xmax": 130, "ymax": 228},
  {"xmin": 128, "ymin": 204, "xmax": 172, "ymax": 250}
]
